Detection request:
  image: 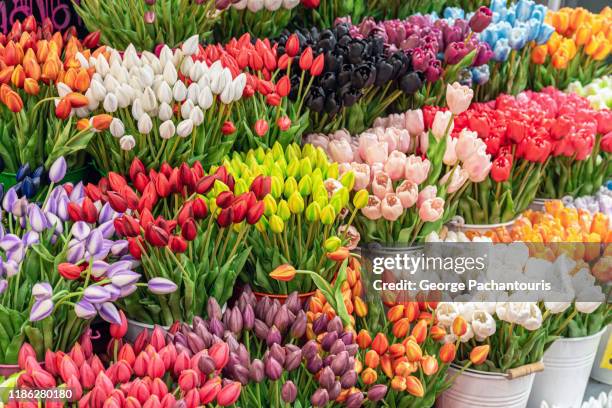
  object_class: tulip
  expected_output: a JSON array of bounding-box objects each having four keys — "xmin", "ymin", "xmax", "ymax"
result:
[
  {"xmin": 269, "ymin": 264, "xmax": 296, "ymax": 281},
  {"xmin": 439, "ymin": 342, "xmax": 456, "ymax": 363},
  {"xmin": 217, "ymin": 382, "xmax": 241, "ymax": 406},
  {"xmin": 49, "ymin": 157, "xmax": 67, "ymax": 183},
  {"xmin": 470, "ymin": 345, "xmax": 490, "ymax": 365},
  {"xmin": 147, "ymin": 278, "xmax": 178, "ymax": 295}
]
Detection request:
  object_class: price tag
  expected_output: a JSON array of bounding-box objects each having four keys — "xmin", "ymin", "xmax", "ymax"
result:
[{"xmin": 600, "ymin": 332, "xmax": 612, "ymax": 370}]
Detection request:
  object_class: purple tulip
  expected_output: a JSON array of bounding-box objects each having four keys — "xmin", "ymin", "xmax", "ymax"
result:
[
  {"xmin": 264, "ymin": 355, "xmax": 282, "ymax": 380},
  {"xmin": 232, "ymin": 364, "xmax": 250, "ymax": 385},
  {"xmin": 281, "ymin": 381, "xmax": 297, "ymax": 403},
  {"xmin": 12, "ymin": 197, "xmax": 27, "ymax": 217},
  {"xmin": 4, "ymin": 260, "xmax": 19, "ymax": 277},
  {"xmin": 74, "ymin": 300, "xmax": 97, "ymax": 319},
  {"xmin": 30, "ymin": 299, "xmax": 54, "ymax": 321},
  {"xmin": 340, "ymin": 369, "xmax": 357, "ymax": 388},
  {"xmin": 302, "ymin": 340, "xmax": 318, "ymax": 360},
  {"xmin": 49, "ymin": 157, "xmax": 67, "ymax": 183},
  {"xmin": 328, "ymin": 381, "xmax": 342, "ymax": 401},
  {"xmin": 269, "ymin": 344, "xmax": 286, "ymax": 365},
  {"xmin": 106, "ymin": 285, "xmax": 122, "ymax": 301},
  {"xmin": 290, "ymin": 311, "xmax": 307, "ymax": 339},
  {"xmin": 312, "ymin": 314, "xmax": 328, "ymax": 334},
  {"xmin": 249, "ymin": 359, "xmax": 264, "ymax": 383},
  {"xmin": 207, "ymin": 297, "xmax": 222, "ymax": 320},
  {"xmin": 87, "ymin": 229, "xmax": 103, "ymax": 256},
  {"xmin": 285, "ymin": 349, "xmax": 302, "ymax": 371},
  {"xmin": 228, "ymin": 307, "xmax": 243, "ymax": 334},
  {"xmin": 208, "ymin": 318, "xmax": 224, "ymax": 337},
  {"xmin": 66, "ymin": 241, "xmax": 85, "ymax": 264},
  {"xmin": 23, "ymin": 231, "xmax": 39, "ymax": 246},
  {"xmin": 147, "ymin": 277, "xmax": 178, "ymax": 294},
  {"xmin": 2, "ymin": 188, "xmax": 17, "ymax": 212},
  {"xmin": 98, "ymin": 203, "xmax": 116, "ymax": 224},
  {"xmin": 56, "ymin": 196, "xmax": 70, "ymax": 221},
  {"xmin": 32, "ymin": 282, "xmax": 53, "ymax": 300},
  {"xmin": 28, "ymin": 205, "xmax": 48, "ymax": 232},
  {"xmin": 98, "ymin": 302, "xmax": 121, "ymax": 324},
  {"xmin": 69, "ymin": 182, "xmax": 85, "ymax": 202},
  {"xmin": 311, "ymin": 388, "xmax": 329, "ymax": 407},
  {"xmin": 327, "ymin": 316, "xmax": 343, "ymax": 334},
  {"xmin": 0, "ymin": 234, "xmax": 23, "ymax": 252},
  {"xmin": 273, "ymin": 305, "xmax": 292, "ymax": 333},
  {"xmin": 119, "ymin": 284, "xmax": 137, "ymax": 297},
  {"xmin": 306, "ymin": 355, "xmax": 323, "ymax": 374},
  {"xmin": 110, "ymin": 240, "xmax": 129, "ymax": 256},
  {"xmin": 266, "ymin": 326, "xmax": 281, "ymax": 347},
  {"xmin": 367, "ymin": 384, "xmax": 388, "ymax": 402},
  {"xmin": 71, "ymin": 221, "xmax": 91, "ymax": 241},
  {"xmin": 242, "ymin": 304, "xmax": 254, "ymax": 330},
  {"xmin": 110, "ymin": 270, "xmax": 141, "ymax": 287},
  {"xmin": 83, "ymin": 285, "xmax": 111, "ymax": 304},
  {"xmin": 330, "ymin": 339, "xmax": 346, "ymax": 354},
  {"xmin": 254, "ymin": 319, "xmax": 269, "ymax": 340},
  {"xmin": 345, "ymin": 390, "xmax": 364, "ymax": 408},
  {"xmin": 285, "ymin": 292, "xmax": 301, "ymax": 314},
  {"xmin": 321, "ymin": 331, "xmax": 338, "ymax": 351},
  {"xmin": 198, "ymin": 355, "xmax": 216, "ymax": 375},
  {"xmin": 318, "ymin": 366, "xmax": 335, "ymax": 389},
  {"xmin": 331, "ymin": 351, "xmax": 349, "ymax": 375},
  {"xmin": 98, "ymin": 221, "xmax": 115, "ymax": 239},
  {"xmin": 91, "ymin": 260, "xmax": 109, "ymax": 278},
  {"xmin": 7, "ymin": 246, "xmax": 25, "ymax": 263}
]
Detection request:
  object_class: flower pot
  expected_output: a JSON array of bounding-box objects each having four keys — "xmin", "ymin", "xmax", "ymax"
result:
[
  {"xmin": 528, "ymin": 198, "xmax": 548, "ymax": 212},
  {"xmin": 126, "ymin": 318, "xmax": 170, "ymax": 343},
  {"xmin": 0, "ymin": 362, "xmax": 44, "ymax": 377},
  {"xmin": 591, "ymin": 325, "xmax": 612, "ymax": 385},
  {"xmin": 527, "ymin": 328, "xmax": 607, "ymax": 408},
  {"xmin": 447, "ymin": 217, "xmax": 516, "ymax": 236},
  {"xmin": 437, "ymin": 365, "xmax": 536, "ymax": 408}
]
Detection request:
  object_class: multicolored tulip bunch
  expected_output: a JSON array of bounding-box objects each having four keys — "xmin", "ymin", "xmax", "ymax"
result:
[
  {"xmin": 531, "ymin": 6, "xmax": 612, "ymax": 91},
  {"xmin": 0, "ymin": 17, "xmax": 103, "ymax": 172},
  {"xmin": 90, "ymin": 159, "xmax": 266, "ymax": 326},
  {"xmin": 223, "ymin": 142, "xmax": 358, "ymax": 294}
]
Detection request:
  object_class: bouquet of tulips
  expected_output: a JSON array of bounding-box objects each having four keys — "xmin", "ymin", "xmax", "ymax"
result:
[
  {"xmin": 0, "ymin": 158, "xmax": 170, "ymax": 364},
  {"xmin": 530, "ymin": 6, "xmax": 612, "ymax": 91},
  {"xmin": 567, "ymin": 75, "xmax": 612, "ymax": 110},
  {"xmin": 562, "ymin": 185, "xmax": 612, "ymax": 219},
  {"xmin": 472, "ymin": 0, "xmax": 555, "ymax": 101},
  {"xmin": 223, "ymin": 142, "xmax": 359, "ymax": 294},
  {"xmin": 0, "ymin": 17, "xmax": 103, "ymax": 172},
  {"xmin": 98, "ymin": 159, "xmax": 265, "ymax": 326},
  {"xmin": 309, "ymin": 82, "xmax": 492, "ymax": 243},
  {"xmin": 74, "ymin": 0, "xmax": 232, "ymax": 50}
]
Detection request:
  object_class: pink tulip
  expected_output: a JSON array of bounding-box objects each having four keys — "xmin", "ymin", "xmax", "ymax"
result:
[
  {"xmin": 431, "ymin": 111, "xmax": 454, "ymax": 140},
  {"xmin": 404, "ymin": 156, "xmax": 431, "ymax": 185},
  {"xmin": 455, "ymin": 129, "xmax": 481, "ymax": 162},
  {"xmin": 338, "ymin": 225, "xmax": 361, "ymax": 250},
  {"xmin": 304, "ymin": 134, "xmax": 329, "ymax": 151},
  {"xmin": 446, "ymin": 82, "xmax": 474, "ymax": 115},
  {"xmin": 330, "ymin": 129, "xmax": 351, "ymax": 142},
  {"xmin": 394, "ymin": 128, "xmax": 412, "ymax": 153},
  {"xmin": 384, "ymin": 151, "xmax": 407, "ymax": 181},
  {"xmin": 417, "ymin": 185, "xmax": 437, "ymax": 208},
  {"xmin": 384, "ymin": 113, "xmax": 406, "ymax": 128},
  {"xmin": 370, "ymin": 162, "xmax": 383, "ymax": 177},
  {"xmin": 351, "ymin": 163, "xmax": 371, "ymax": 190},
  {"xmin": 443, "ymin": 136, "xmax": 458, "ymax": 166},
  {"xmin": 328, "ymin": 139, "xmax": 354, "ymax": 163},
  {"xmin": 419, "ymin": 131, "xmax": 429, "ymax": 154},
  {"xmin": 376, "ymin": 127, "xmax": 398, "ymax": 153},
  {"xmin": 463, "ymin": 151, "xmax": 492, "ymax": 183},
  {"xmin": 358, "ymin": 132, "xmax": 379, "ymax": 161},
  {"xmin": 419, "ymin": 197, "xmax": 445, "ymax": 222},
  {"xmin": 362, "ymin": 196, "xmax": 382, "ymax": 220},
  {"xmin": 440, "ymin": 167, "xmax": 469, "ymax": 193},
  {"xmin": 338, "ymin": 162, "xmax": 352, "ymax": 176},
  {"xmin": 364, "ymin": 141, "xmax": 388, "ymax": 165},
  {"xmin": 405, "ymin": 109, "xmax": 424, "ymax": 136},
  {"xmin": 371, "ymin": 172, "xmax": 393, "ymax": 199},
  {"xmin": 396, "ymin": 180, "xmax": 418, "ymax": 208},
  {"xmin": 381, "ymin": 194, "xmax": 404, "ymax": 221}
]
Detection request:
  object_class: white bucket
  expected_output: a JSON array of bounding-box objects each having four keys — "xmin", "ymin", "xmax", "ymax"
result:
[
  {"xmin": 527, "ymin": 328, "xmax": 607, "ymax": 408},
  {"xmin": 591, "ymin": 325, "xmax": 612, "ymax": 385},
  {"xmin": 446, "ymin": 217, "xmax": 516, "ymax": 236},
  {"xmin": 126, "ymin": 318, "xmax": 170, "ymax": 343},
  {"xmin": 437, "ymin": 365, "xmax": 536, "ymax": 408}
]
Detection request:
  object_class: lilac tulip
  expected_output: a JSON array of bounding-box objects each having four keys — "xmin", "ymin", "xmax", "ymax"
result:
[
  {"xmin": 28, "ymin": 205, "xmax": 48, "ymax": 232},
  {"xmin": 110, "ymin": 270, "xmax": 141, "ymax": 287},
  {"xmin": 110, "ymin": 240, "xmax": 128, "ymax": 256},
  {"xmin": 71, "ymin": 221, "xmax": 91, "ymax": 241},
  {"xmin": 120, "ymin": 284, "xmax": 137, "ymax": 297},
  {"xmin": 69, "ymin": 182, "xmax": 85, "ymax": 202},
  {"xmin": 12, "ymin": 197, "xmax": 28, "ymax": 217},
  {"xmin": 83, "ymin": 285, "xmax": 111, "ymax": 304},
  {"xmin": 32, "ymin": 282, "xmax": 53, "ymax": 300},
  {"xmin": 97, "ymin": 302, "xmax": 121, "ymax": 324},
  {"xmin": 0, "ymin": 280, "xmax": 7, "ymax": 294},
  {"xmin": 0, "ymin": 234, "xmax": 23, "ymax": 252},
  {"xmin": 46, "ymin": 213, "xmax": 63, "ymax": 235},
  {"xmin": 56, "ymin": 196, "xmax": 70, "ymax": 221},
  {"xmin": 30, "ymin": 299, "xmax": 54, "ymax": 321},
  {"xmin": 91, "ymin": 260, "xmax": 109, "ymax": 278},
  {"xmin": 98, "ymin": 203, "xmax": 116, "ymax": 224},
  {"xmin": 3, "ymin": 260, "xmax": 19, "ymax": 277},
  {"xmin": 86, "ymin": 229, "xmax": 103, "ymax": 256},
  {"xmin": 2, "ymin": 188, "xmax": 17, "ymax": 212},
  {"xmin": 106, "ymin": 285, "xmax": 122, "ymax": 301},
  {"xmin": 66, "ymin": 241, "xmax": 85, "ymax": 264},
  {"xmin": 74, "ymin": 300, "xmax": 97, "ymax": 319},
  {"xmin": 98, "ymin": 220, "xmax": 115, "ymax": 239},
  {"xmin": 147, "ymin": 277, "xmax": 178, "ymax": 294},
  {"xmin": 49, "ymin": 157, "xmax": 67, "ymax": 183}
]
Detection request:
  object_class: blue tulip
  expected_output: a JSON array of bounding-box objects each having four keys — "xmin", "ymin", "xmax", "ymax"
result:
[
  {"xmin": 535, "ymin": 23, "xmax": 555, "ymax": 45},
  {"xmin": 515, "ymin": 0, "xmax": 535, "ymax": 22},
  {"xmin": 490, "ymin": 0, "xmax": 506, "ymax": 15},
  {"xmin": 32, "ymin": 166, "xmax": 44, "ymax": 179},
  {"xmin": 506, "ymin": 7, "xmax": 516, "ymax": 26},
  {"xmin": 458, "ymin": 68, "xmax": 473, "ymax": 88},
  {"xmin": 472, "ymin": 65, "xmax": 490, "ymax": 85},
  {"xmin": 493, "ymin": 38, "xmax": 511, "ymax": 62},
  {"xmin": 526, "ymin": 19, "xmax": 541, "ymax": 42},
  {"xmin": 443, "ymin": 7, "xmax": 465, "ymax": 20},
  {"xmin": 16, "ymin": 163, "xmax": 30, "ymax": 182},
  {"xmin": 496, "ymin": 21, "xmax": 512, "ymax": 40},
  {"xmin": 509, "ymin": 26, "xmax": 528, "ymax": 50},
  {"xmin": 21, "ymin": 177, "xmax": 36, "ymax": 199},
  {"xmin": 480, "ymin": 28, "xmax": 498, "ymax": 47},
  {"xmin": 32, "ymin": 176, "xmax": 41, "ymax": 191},
  {"xmin": 531, "ymin": 4, "xmax": 547, "ymax": 25}
]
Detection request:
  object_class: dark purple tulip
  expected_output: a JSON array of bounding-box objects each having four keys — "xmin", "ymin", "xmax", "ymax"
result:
[
  {"xmin": 313, "ymin": 314, "xmax": 328, "ymax": 335},
  {"xmin": 306, "ymin": 355, "xmax": 323, "ymax": 374},
  {"xmin": 285, "ymin": 292, "xmax": 301, "ymax": 314},
  {"xmin": 321, "ymin": 331, "xmax": 338, "ymax": 351},
  {"xmin": 318, "ymin": 367, "xmax": 335, "ymax": 390},
  {"xmin": 290, "ymin": 310, "xmax": 307, "ymax": 339},
  {"xmin": 198, "ymin": 355, "xmax": 215, "ymax": 375},
  {"xmin": 331, "ymin": 351, "xmax": 349, "ymax": 376},
  {"xmin": 311, "ymin": 388, "xmax": 329, "ymax": 407},
  {"xmin": 327, "ymin": 316, "xmax": 343, "ymax": 334},
  {"xmin": 243, "ymin": 304, "xmax": 255, "ymax": 330},
  {"xmin": 264, "ymin": 356, "xmax": 282, "ymax": 380},
  {"xmin": 270, "ymin": 344, "xmax": 286, "ymax": 366},
  {"xmin": 249, "ymin": 359, "xmax": 264, "ymax": 383},
  {"xmin": 207, "ymin": 298, "xmax": 222, "ymax": 320},
  {"xmin": 208, "ymin": 318, "xmax": 224, "ymax": 337},
  {"xmin": 340, "ymin": 370, "xmax": 357, "ymax": 388},
  {"xmin": 254, "ymin": 319, "xmax": 269, "ymax": 340},
  {"xmin": 266, "ymin": 326, "xmax": 281, "ymax": 347},
  {"xmin": 367, "ymin": 384, "xmax": 388, "ymax": 402},
  {"xmin": 328, "ymin": 382, "xmax": 341, "ymax": 401},
  {"xmin": 281, "ymin": 381, "xmax": 297, "ymax": 403},
  {"xmin": 228, "ymin": 307, "xmax": 243, "ymax": 334},
  {"xmin": 474, "ymin": 42, "xmax": 494, "ymax": 66},
  {"xmin": 233, "ymin": 364, "xmax": 250, "ymax": 385},
  {"xmin": 345, "ymin": 391, "xmax": 365, "ymax": 408},
  {"xmin": 330, "ymin": 339, "xmax": 346, "ymax": 355},
  {"xmin": 302, "ymin": 340, "xmax": 318, "ymax": 360}
]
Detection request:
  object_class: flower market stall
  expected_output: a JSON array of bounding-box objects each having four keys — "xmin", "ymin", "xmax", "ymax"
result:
[{"xmin": 0, "ymin": 0, "xmax": 609, "ymax": 407}]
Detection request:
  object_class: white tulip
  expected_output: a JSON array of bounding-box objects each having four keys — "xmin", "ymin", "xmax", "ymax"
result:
[
  {"xmin": 159, "ymin": 120, "xmax": 176, "ymax": 139},
  {"xmin": 233, "ymin": 0, "xmax": 248, "ymax": 9},
  {"xmin": 103, "ymin": 93, "xmax": 118, "ymax": 112},
  {"xmin": 544, "ymin": 301, "xmax": 571, "ymax": 314},
  {"xmin": 471, "ymin": 310, "xmax": 496, "ymax": 340},
  {"xmin": 496, "ymin": 301, "xmax": 530, "ymax": 324},
  {"xmin": 189, "ymin": 62, "xmax": 204, "ymax": 82},
  {"xmin": 220, "ymin": 82, "xmax": 233, "ymax": 104},
  {"xmin": 104, "ymin": 74, "xmax": 120, "ymax": 92},
  {"xmin": 180, "ymin": 57, "xmax": 194, "ymax": 77},
  {"xmin": 56, "ymin": 82, "xmax": 72, "ymax": 97},
  {"xmin": 119, "ymin": 135, "xmax": 136, "ymax": 151},
  {"xmin": 173, "ymin": 81, "xmax": 188, "ymax": 102},
  {"xmin": 90, "ymin": 79, "xmax": 107, "ymax": 101},
  {"xmin": 131, "ymin": 98, "xmax": 144, "ymax": 121},
  {"xmin": 198, "ymin": 86, "xmax": 213, "ymax": 110},
  {"xmin": 187, "ymin": 83, "xmax": 200, "ymax": 104},
  {"xmin": 190, "ymin": 106, "xmax": 204, "ymax": 126},
  {"xmin": 265, "ymin": 0, "xmax": 282, "ymax": 10},
  {"xmin": 520, "ymin": 303, "xmax": 543, "ymax": 330},
  {"xmin": 123, "ymin": 44, "xmax": 140, "ymax": 69},
  {"xmin": 96, "ymin": 54, "xmax": 110, "ymax": 77},
  {"xmin": 435, "ymin": 302, "xmax": 459, "ymax": 328},
  {"xmin": 210, "ymin": 71, "xmax": 225, "ymax": 95},
  {"xmin": 110, "ymin": 118, "xmax": 125, "ymax": 138},
  {"xmin": 176, "ymin": 119, "xmax": 194, "ymax": 138},
  {"xmin": 232, "ymin": 73, "xmax": 247, "ymax": 101},
  {"xmin": 110, "ymin": 60, "xmax": 128, "ymax": 83},
  {"xmin": 163, "ymin": 61, "xmax": 178, "ymax": 85},
  {"xmin": 144, "ymin": 52, "xmax": 163, "ymax": 75},
  {"xmin": 181, "ymin": 100, "xmax": 194, "ymax": 119},
  {"xmin": 138, "ymin": 113, "xmax": 153, "ymax": 134},
  {"xmin": 138, "ymin": 66, "xmax": 154, "ymax": 88},
  {"xmin": 182, "ymin": 35, "xmax": 200, "ymax": 56},
  {"xmin": 197, "ymin": 74, "xmax": 210, "ymax": 89},
  {"xmin": 116, "ymin": 85, "xmax": 132, "ymax": 108},
  {"xmin": 156, "ymin": 82, "xmax": 173, "ymax": 105},
  {"xmin": 141, "ymin": 87, "xmax": 157, "ymax": 111},
  {"xmin": 575, "ymin": 286, "xmax": 604, "ymax": 313},
  {"xmin": 108, "ymin": 49, "xmax": 122, "ymax": 67},
  {"xmin": 85, "ymin": 89, "xmax": 99, "ymax": 111},
  {"xmin": 75, "ymin": 107, "xmax": 90, "ymax": 118},
  {"xmin": 159, "ymin": 45, "xmax": 173, "ymax": 68},
  {"xmin": 158, "ymin": 102, "xmax": 173, "ymax": 121},
  {"xmin": 248, "ymin": 0, "xmax": 264, "ymax": 12},
  {"xmin": 283, "ymin": 0, "xmax": 300, "ymax": 8},
  {"xmin": 75, "ymin": 52, "xmax": 89, "ymax": 69},
  {"xmin": 458, "ymin": 303, "xmax": 477, "ymax": 322}
]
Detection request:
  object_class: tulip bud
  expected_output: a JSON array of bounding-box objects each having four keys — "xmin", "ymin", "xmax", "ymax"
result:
[
  {"xmin": 470, "ymin": 345, "xmax": 490, "ymax": 365},
  {"xmin": 268, "ymin": 214, "xmax": 284, "ymax": 233},
  {"xmin": 320, "ymin": 204, "xmax": 336, "ymax": 225},
  {"xmin": 439, "ymin": 342, "xmax": 456, "ymax": 364}
]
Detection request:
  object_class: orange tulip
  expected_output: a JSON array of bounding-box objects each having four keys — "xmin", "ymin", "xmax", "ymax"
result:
[
  {"xmin": 65, "ymin": 92, "xmax": 89, "ymax": 108},
  {"xmin": 421, "ymin": 355, "xmax": 439, "ymax": 376},
  {"xmin": 371, "ymin": 333, "xmax": 389, "ymax": 355},
  {"xmin": 430, "ymin": 325, "xmax": 446, "ymax": 341},
  {"xmin": 74, "ymin": 69, "xmax": 91, "ymax": 93},
  {"xmin": 269, "ymin": 264, "xmax": 296, "ymax": 281},
  {"xmin": 590, "ymin": 15, "xmax": 605, "ymax": 35},
  {"xmin": 0, "ymin": 67, "xmax": 13, "ymax": 84},
  {"xmin": 390, "ymin": 376, "xmax": 407, "ymax": 392},
  {"xmin": 575, "ymin": 25, "xmax": 592, "ymax": 46},
  {"xmin": 405, "ymin": 340, "xmax": 422, "ymax": 363},
  {"xmin": 91, "ymin": 114, "xmax": 113, "ymax": 130},
  {"xmin": 585, "ymin": 33, "xmax": 604, "ymax": 56},
  {"xmin": 326, "ymin": 246, "xmax": 349, "ymax": 261},
  {"xmin": 354, "ymin": 296, "xmax": 367, "ymax": 317},
  {"xmin": 405, "ymin": 376, "xmax": 425, "ymax": 398},
  {"xmin": 361, "ymin": 368, "xmax": 377, "ymax": 385},
  {"xmin": 547, "ymin": 32, "xmax": 562, "ymax": 55},
  {"xmin": 23, "ymin": 78, "xmax": 39, "ymax": 95},
  {"xmin": 552, "ymin": 11, "xmax": 570, "ymax": 35},
  {"xmin": 439, "ymin": 342, "xmax": 456, "ymax": 364},
  {"xmin": 389, "ymin": 343, "xmax": 405, "ymax": 359},
  {"xmin": 387, "ymin": 304, "xmax": 404, "ymax": 322},
  {"xmin": 380, "ymin": 353, "xmax": 393, "ymax": 378},
  {"xmin": 63, "ymin": 67, "xmax": 77, "ymax": 89},
  {"xmin": 42, "ymin": 59, "xmax": 60, "ymax": 82},
  {"xmin": 36, "ymin": 40, "xmax": 50, "ymax": 63},
  {"xmin": 3, "ymin": 91, "xmax": 23, "ymax": 113},
  {"xmin": 411, "ymin": 319, "xmax": 428, "ymax": 344},
  {"xmin": 11, "ymin": 65, "xmax": 25, "ymax": 88},
  {"xmin": 530, "ymin": 44, "xmax": 547, "ymax": 64},
  {"xmin": 346, "ymin": 266, "xmax": 358, "ymax": 287},
  {"xmin": 404, "ymin": 302, "xmax": 419, "ymax": 321},
  {"xmin": 593, "ymin": 40, "xmax": 611, "ymax": 60},
  {"xmin": 394, "ymin": 361, "xmax": 416, "ymax": 377},
  {"xmin": 351, "ymin": 280, "xmax": 362, "ymax": 298},
  {"xmin": 354, "ymin": 359, "xmax": 362, "ymax": 374},
  {"xmin": 570, "ymin": 8, "xmax": 588, "ymax": 32},
  {"xmin": 392, "ymin": 318, "xmax": 410, "ymax": 339},
  {"xmin": 470, "ymin": 345, "xmax": 490, "ymax": 365},
  {"xmin": 3, "ymin": 42, "xmax": 20, "ymax": 66},
  {"xmin": 55, "ymin": 98, "xmax": 72, "ymax": 120},
  {"xmin": 364, "ymin": 350, "xmax": 380, "ymax": 369},
  {"xmin": 452, "ymin": 316, "xmax": 467, "ymax": 337},
  {"xmin": 356, "ymin": 330, "xmax": 372, "ymax": 349},
  {"xmin": 552, "ymin": 49, "xmax": 570, "ymax": 69},
  {"xmin": 23, "ymin": 49, "xmax": 41, "ymax": 80},
  {"xmin": 76, "ymin": 118, "xmax": 91, "ymax": 131}
]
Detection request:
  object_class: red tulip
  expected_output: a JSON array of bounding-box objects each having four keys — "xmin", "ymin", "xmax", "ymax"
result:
[
  {"xmin": 250, "ymin": 175, "xmax": 271, "ymax": 200},
  {"xmin": 81, "ymin": 197, "xmax": 98, "ymax": 223},
  {"xmin": 32, "ymin": 369, "xmax": 56, "ymax": 388},
  {"xmin": 277, "ymin": 116, "xmax": 291, "ymax": 131},
  {"xmin": 169, "ymin": 235, "xmax": 188, "ymax": 253},
  {"xmin": 85, "ymin": 183, "xmax": 102, "ymax": 201},
  {"xmin": 67, "ymin": 202, "xmax": 83, "ymax": 221},
  {"xmin": 209, "ymin": 342, "xmax": 229, "ymax": 370},
  {"xmin": 108, "ymin": 191, "xmax": 128, "ymax": 213},
  {"xmin": 45, "ymin": 350, "xmax": 58, "ymax": 376},
  {"xmin": 118, "ymin": 344, "xmax": 136, "ymax": 366},
  {"xmin": 310, "ymin": 54, "xmax": 325, "ymax": 76},
  {"xmin": 58, "ymin": 263, "xmax": 81, "ymax": 280},
  {"xmin": 125, "ymin": 397, "xmax": 143, "ymax": 408},
  {"xmin": 150, "ymin": 326, "xmax": 166, "ymax": 351},
  {"xmin": 160, "ymin": 393, "xmax": 176, "ymax": 408},
  {"xmin": 178, "ymin": 369, "xmax": 200, "ymax": 391},
  {"xmin": 246, "ymin": 201, "xmax": 265, "ymax": 225},
  {"xmin": 173, "ymin": 351, "xmax": 191, "ymax": 377},
  {"xmin": 199, "ymin": 378, "xmax": 222, "ymax": 404},
  {"xmin": 217, "ymin": 382, "xmax": 241, "ymax": 406},
  {"xmin": 128, "ymin": 237, "xmax": 143, "ymax": 260},
  {"xmin": 67, "ymin": 375, "xmax": 83, "ymax": 400},
  {"xmin": 180, "ymin": 219, "xmax": 198, "ymax": 241},
  {"xmin": 151, "ymin": 377, "xmax": 169, "ymax": 398},
  {"xmin": 110, "ymin": 310, "xmax": 128, "ymax": 339},
  {"xmin": 55, "ymin": 98, "xmax": 71, "ymax": 119},
  {"xmin": 276, "ymin": 75, "xmax": 290, "ymax": 97},
  {"xmin": 196, "ymin": 175, "xmax": 216, "ymax": 195},
  {"xmin": 145, "ymin": 224, "xmax": 169, "ymax": 247},
  {"xmin": 299, "ymin": 47, "xmax": 313, "ymax": 71},
  {"xmin": 108, "ymin": 172, "xmax": 127, "ymax": 191},
  {"xmin": 79, "ymin": 362, "xmax": 96, "ymax": 389},
  {"xmin": 491, "ymin": 155, "xmax": 512, "ymax": 182},
  {"xmin": 221, "ymin": 121, "xmax": 236, "ymax": 135},
  {"xmin": 18, "ymin": 343, "xmax": 36, "ymax": 370},
  {"xmin": 192, "ymin": 198, "xmax": 208, "ymax": 219},
  {"xmin": 217, "ymin": 207, "xmax": 233, "ymax": 228},
  {"xmin": 254, "ymin": 119, "xmax": 269, "ymax": 137},
  {"xmin": 69, "ymin": 343, "xmax": 86, "ymax": 367},
  {"xmin": 83, "ymin": 31, "xmax": 101, "ymax": 48},
  {"xmin": 134, "ymin": 173, "xmax": 149, "ymax": 193},
  {"xmin": 285, "ymin": 34, "xmax": 300, "ymax": 57},
  {"xmin": 216, "ymin": 191, "xmax": 234, "ymax": 209}
]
